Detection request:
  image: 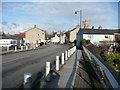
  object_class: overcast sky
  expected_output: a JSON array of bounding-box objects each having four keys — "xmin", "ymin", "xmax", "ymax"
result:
[{"xmin": 1, "ymin": 1, "xmax": 119, "ymax": 34}]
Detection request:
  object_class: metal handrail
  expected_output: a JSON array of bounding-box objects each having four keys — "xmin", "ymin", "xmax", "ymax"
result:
[{"xmin": 83, "ymin": 46, "xmax": 119, "ymax": 88}]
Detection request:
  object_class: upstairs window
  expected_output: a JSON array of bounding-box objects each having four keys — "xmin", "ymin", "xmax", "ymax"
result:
[
  {"xmin": 105, "ymin": 35, "xmax": 109, "ymax": 38},
  {"xmin": 115, "ymin": 35, "xmax": 119, "ymax": 40}
]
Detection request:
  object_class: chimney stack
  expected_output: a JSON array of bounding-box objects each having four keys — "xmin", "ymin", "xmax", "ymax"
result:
[
  {"xmin": 92, "ymin": 26, "xmax": 94, "ymax": 29},
  {"xmin": 34, "ymin": 25, "xmax": 36, "ymax": 28},
  {"xmin": 98, "ymin": 26, "xmax": 102, "ymax": 29}
]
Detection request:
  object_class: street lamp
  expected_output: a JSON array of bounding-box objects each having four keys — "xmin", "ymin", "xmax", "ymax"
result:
[{"xmin": 75, "ymin": 10, "xmax": 82, "ymax": 29}]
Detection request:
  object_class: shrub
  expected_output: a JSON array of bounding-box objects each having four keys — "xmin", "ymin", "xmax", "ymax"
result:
[
  {"xmin": 116, "ymin": 45, "xmax": 120, "ymax": 53},
  {"xmin": 81, "ymin": 39, "xmax": 90, "ymax": 46},
  {"xmin": 106, "ymin": 54, "xmax": 120, "ymax": 70}
]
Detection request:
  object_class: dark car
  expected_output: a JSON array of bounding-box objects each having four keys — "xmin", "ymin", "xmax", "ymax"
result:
[{"xmin": 9, "ymin": 45, "xmax": 19, "ymax": 50}]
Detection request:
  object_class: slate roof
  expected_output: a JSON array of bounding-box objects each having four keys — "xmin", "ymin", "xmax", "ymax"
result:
[{"xmin": 80, "ymin": 29, "xmax": 119, "ymax": 35}]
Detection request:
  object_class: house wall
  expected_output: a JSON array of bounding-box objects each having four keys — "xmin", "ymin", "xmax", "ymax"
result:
[
  {"xmin": 83, "ymin": 34, "xmax": 114, "ymax": 44},
  {"xmin": 60, "ymin": 34, "xmax": 66, "ymax": 44},
  {"xmin": 25, "ymin": 28, "xmax": 45, "ymax": 44},
  {"xmin": 51, "ymin": 34, "xmax": 60, "ymax": 43},
  {"xmin": 69, "ymin": 28, "xmax": 79, "ymax": 42}
]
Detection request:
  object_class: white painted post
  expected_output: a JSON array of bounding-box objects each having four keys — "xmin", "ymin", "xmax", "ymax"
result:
[
  {"xmin": 20, "ymin": 40, "xmax": 21, "ymax": 46},
  {"xmin": 26, "ymin": 46, "xmax": 28, "ymax": 50},
  {"xmin": 24, "ymin": 73, "xmax": 32, "ymax": 88},
  {"xmin": 7, "ymin": 46, "xmax": 9, "ymax": 52},
  {"xmin": 34, "ymin": 45, "xmax": 36, "ymax": 49},
  {"xmin": 70, "ymin": 49, "xmax": 71, "ymax": 56},
  {"xmin": 69, "ymin": 49, "xmax": 70, "ymax": 57},
  {"xmin": 65, "ymin": 51, "xmax": 68, "ymax": 60},
  {"xmin": 46, "ymin": 61, "xmax": 50, "ymax": 81},
  {"xmin": 56, "ymin": 56, "xmax": 59, "ymax": 71},
  {"xmin": 71, "ymin": 48, "xmax": 73, "ymax": 54},
  {"xmin": 68, "ymin": 50, "xmax": 70, "ymax": 58},
  {"xmin": 62, "ymin": 53, "xmax": 64, "ymax": 65},
  {"xmin": 21, "ymin": 46, "xmax": 23, "ymax": 51},
  {"xmin": 15, "ymin": 46, "xmax": 17, "ymax": 52}
]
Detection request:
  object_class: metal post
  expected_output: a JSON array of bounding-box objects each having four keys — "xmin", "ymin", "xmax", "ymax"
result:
[
  {"xmin": 80, "ymin": 10, "xmax": 82, "ymax": 29},
  {"xmin": 24, "ymin": 73, "xmax": 32, "ymax": 88},
  {"xmin": 75, "ymin": 10, "xmax": 82, "ymax": 29},
  {"xmin": 46, "ymin": 61, "xmax": 50, "ymax": 81},
  {"xmin": 62, "ymin": 53, "xmax": 64, "ymax": 65},
  {"xmin": 65, "ymin": 51, "xmax": 68, "ymax": 60},
  {"xmin": 56, "ymin": 56, "xmax": 59, "ymax": 71}
]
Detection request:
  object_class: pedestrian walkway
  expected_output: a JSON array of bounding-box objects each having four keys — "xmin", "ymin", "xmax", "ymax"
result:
[
  {"xmin": 43, "ymin": 50, "xmax": 82, "ymax": 88},
  {"xmin": 73, "ymin": 51, "xmax": 102, "ymax": 88}
]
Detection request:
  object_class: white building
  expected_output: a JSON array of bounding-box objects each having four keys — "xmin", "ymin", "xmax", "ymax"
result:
[
  {"xmin": 83, "ymin": 34, "xmax": 114, "ymax": 45},
  {"xmin": 51, "ymin": 33, "xmax": 60, "ymax": 43},
  {"xmin": 76, "ymin": 29, "xmax": 119, "ymax": 47},
  {"xmin": 51, "ymin": 32, "xmax": 66, "ymax": 44}
]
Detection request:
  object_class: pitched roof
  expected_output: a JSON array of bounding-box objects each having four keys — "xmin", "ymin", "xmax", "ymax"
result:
[
  {"xmin": 15, "ymin": 33, "xmax": 26, "ymax": 38},
  {"xmin": 24, "ymin": 27, "xmax": 45, "ymax": 33},
  {"xmin": 79, "ymin": 29, "xmax": 119, "ymax": 35}
]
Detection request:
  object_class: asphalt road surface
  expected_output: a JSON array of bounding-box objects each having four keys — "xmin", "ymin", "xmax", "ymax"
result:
[{"xmin": 2, "ymin": 44, "xmax": 71, "ymax": 88}]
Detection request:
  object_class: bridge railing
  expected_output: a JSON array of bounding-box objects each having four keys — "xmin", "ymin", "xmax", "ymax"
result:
[{"xmin": 83, "ymin": 46, "xmax": 119, "ymax": 88}]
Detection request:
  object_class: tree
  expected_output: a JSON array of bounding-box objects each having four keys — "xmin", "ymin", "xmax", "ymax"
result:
[{"xmin": 2, "ymin": 32, "xmax": 6, "ymax": 36}]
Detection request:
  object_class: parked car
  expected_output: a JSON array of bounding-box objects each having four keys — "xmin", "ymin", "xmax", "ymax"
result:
[
  {"xmin": 40, "ymin": 42, "xmax": 44, "ymax": 46},
  {"xmin": 9, "ymin": 45, "xmax": 20, "ymax": 50}
]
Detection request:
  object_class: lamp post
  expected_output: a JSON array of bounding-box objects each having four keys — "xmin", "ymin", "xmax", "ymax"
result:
[{"xmin": 75, "ymin": 10, "xmax": 82, "ymax": 29}]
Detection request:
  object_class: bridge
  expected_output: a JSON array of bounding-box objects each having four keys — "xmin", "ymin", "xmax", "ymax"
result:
[{"xmin": 2, "ymin": 29, "xmax": 120, "ymax": 89}]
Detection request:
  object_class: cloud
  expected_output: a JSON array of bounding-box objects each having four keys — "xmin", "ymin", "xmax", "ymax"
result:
[
  {"xmin": 2, "ymin": 0, "xmax": 120, "ymax": 2},
  {"xmin": 1, "ymin": 21, "xmax": 77, "ymax": 34},
  {"xmin": 1, "ymin": 2, "xmax": 118, "ymax": 34}
]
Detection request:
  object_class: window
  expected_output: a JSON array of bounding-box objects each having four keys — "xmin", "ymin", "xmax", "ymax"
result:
[
  {"xmin": 105, "ymin": 35, "xmax": 108, "ymax": 38},
  {"xmin": 35, "ymin": 33, "xmax": 40, "ymax": 36},
  {"xmin": 115, "ymin": 35, "xmax": 119, "ymax": 40}
]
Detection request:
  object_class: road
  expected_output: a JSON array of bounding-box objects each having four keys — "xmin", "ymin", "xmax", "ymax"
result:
[{"xmin": 2, "ymin": 44, "xmax": 70, "ymax": 88}]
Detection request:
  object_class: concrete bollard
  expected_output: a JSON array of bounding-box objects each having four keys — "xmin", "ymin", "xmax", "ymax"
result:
[
  {"xmin": 65, "ymin": 51, "xmax": 68, "ymax": 61},
  {"xmin": 68, "ymin": 50, "xmax": 70, "ymax": 58},
  {"xmin": 26, "ymin": 46, "xmax": 28, "ymax": 50},
  {"xmin": 7, "ymin": 46, "xmax": 9, "ymax": 52},
  {"xmin": 70, "ymin": 49, "xmax": 71, "ymax": 56},
  {"xmin": 24, "ymin": 73, "xmax": 32, "ymax": 88},
  {"xmin": 34, "ymin": 45, "xmax": 36, "ymax": 49},
  {"xmin": 56, "ymin": 56, "xmax": 59, "ymax": 71},
  {"xmin": 69, "ymin": 49, "xmax": 71, "ymax": 57},
  {"xmin": 30, "ymin": 46, "xmax": 32, "ymax": 49},
  {"xmin": 21, "ymin": 46, "xmax": 23, "ymax": 51},
  {"xmin": 15, "ymin": 46, "xmax": 17, "ymax": 52},
  {"xmin": 61, "ymin": 53, "xmax": 64, "ymax": 65},
  {"xmin": 20, "ymin": 40, "xmax": 22, "ymax": 46},
  {"xmin": 46, "ymin": 61, "xmax": 51, "ymax": 81}
]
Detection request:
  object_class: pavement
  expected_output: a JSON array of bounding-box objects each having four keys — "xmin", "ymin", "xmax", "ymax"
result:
[
  {"xmin": 2, "ymin": 44, "xmax": 71, "ymax": 88},
  {"xmin": 42, "ymin": 50, "xmax": 82, "ymax": 88},
  {"xmin": 0, "ymin": 45, "xmax": 46, "ymax": 55},
  {"xmin": 73, "ymin": 51, "xmax": 103, "ymax": 88}
]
